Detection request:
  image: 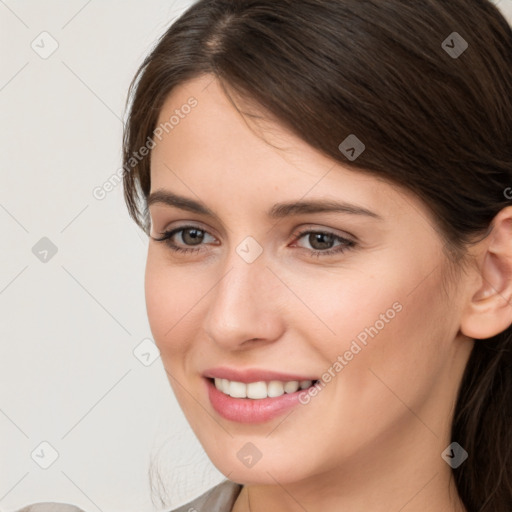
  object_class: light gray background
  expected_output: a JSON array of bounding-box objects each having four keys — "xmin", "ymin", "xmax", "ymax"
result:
[
  {"xmin": 0, "ymin": 2, "xmax": 225, "ymax": 512},
  {"xmin": 1, "ymin": 1, "xmax": 511, "ymax": 511}
]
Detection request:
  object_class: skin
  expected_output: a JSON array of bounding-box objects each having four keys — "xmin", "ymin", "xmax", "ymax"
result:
[{"xmin": 144, "ymin": 73, "xmax": 512, "ymax": 512}]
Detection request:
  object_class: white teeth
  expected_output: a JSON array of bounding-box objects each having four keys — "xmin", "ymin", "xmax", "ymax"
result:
[
  {"xmin": 267, "ymin": 380, "xmax": 285, "ymax": 397},
  {"xmin": 229, "ymin": 381, "xmax": 247, "ymax": 398},
  {"xmin": 283, "ymin": 380, "xmax": 299, "ymax": 393},
  {"xmin": 213, "ymin": 378, "xmax": 315, "ymax": 399},
  {"xmin": 246, "ymin": 381, "xmax": 268, "ymax": 399}
]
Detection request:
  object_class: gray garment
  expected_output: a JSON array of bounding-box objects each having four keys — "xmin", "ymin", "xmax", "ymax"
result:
[
  {"xmin": 14, "ymin": 504, "xmax": 86, "ymax": 512},
  {"xmin": 11, "ymin": 481, "xmax": 242, "ymax": 512},
  {"xmin": 170, "ymin": 480, "xmax": 243, "ymax": 512}
]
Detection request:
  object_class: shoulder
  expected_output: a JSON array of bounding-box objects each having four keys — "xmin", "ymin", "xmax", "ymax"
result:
[
  {"xmin": 169, "ymin": 480, "xmax": 243, "ymax": 512},
  {"xmin": 10, "ymin": 482, "xmax": 243, "ymax": 512},
  {"xmin": 13, "ymin": 504, "xmax": 86, "ymax": 512}
]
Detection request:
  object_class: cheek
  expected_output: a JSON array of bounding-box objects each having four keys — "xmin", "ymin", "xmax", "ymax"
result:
[
  {"xmin": 144, "ymin": 252, "xmax": 204, "ymax": 357},
  {"xmin": 293, "ymin": 255, "xmax": 451, "ymax": 385},
  {"xmin": 330, "ymin": 268, "xmax": 452, "ymax": 417}
]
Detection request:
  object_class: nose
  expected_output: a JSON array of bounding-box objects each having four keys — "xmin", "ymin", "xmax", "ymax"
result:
[{"xmin": 202, "ymin": 246, "xmax": 285, "ymax": 351}]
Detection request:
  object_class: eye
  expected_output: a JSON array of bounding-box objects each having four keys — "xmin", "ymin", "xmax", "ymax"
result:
[
  {"xmin": 291, "ymin": 229, "xmax": 356, "ymax": 258},
  {"xmin": 151, "ymin": 225, "xmax": 217, "ymax": 254}
]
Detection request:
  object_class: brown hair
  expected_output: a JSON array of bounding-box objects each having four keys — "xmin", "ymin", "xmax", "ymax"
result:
[{"xmin": 122, "ymin": 1, "xmax": 512, "ymax": 510}]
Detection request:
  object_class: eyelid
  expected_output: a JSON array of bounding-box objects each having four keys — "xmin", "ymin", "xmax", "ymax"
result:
[
  {"xmin": 151, "ymin": 220, "xmax": 219, "ymax": 239},
  {"xmin": 290, "ymin": 224, "xmax": 357, "ymax": 242},
  {"xmin": 152, "ymin": 223, "xmax": 217, "ymax": 244}
]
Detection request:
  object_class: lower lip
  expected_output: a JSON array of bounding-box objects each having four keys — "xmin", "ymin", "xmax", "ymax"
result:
[{"xmin": 205, "ymin": 378, "xmax": 311, "ymax": 423}]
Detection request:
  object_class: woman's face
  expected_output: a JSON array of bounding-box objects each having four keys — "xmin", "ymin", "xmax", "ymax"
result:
[{"xmin": 145, "ymin": 74, "xmax": 474, "ymax": 486}]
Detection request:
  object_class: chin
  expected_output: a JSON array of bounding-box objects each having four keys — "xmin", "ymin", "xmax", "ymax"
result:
[{"xmin": 205, "ymin": 445, "xmax": 313, "ymax": 486}]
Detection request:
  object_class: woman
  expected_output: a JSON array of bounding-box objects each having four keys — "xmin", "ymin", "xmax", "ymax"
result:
[{"xmin": 121, "ymin": 1, "xmax": 512, "ymax": 511}]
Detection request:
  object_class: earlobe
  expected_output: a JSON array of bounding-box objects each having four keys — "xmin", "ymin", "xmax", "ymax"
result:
[{"xmin": 460, "ymin": 207, "xmax": 512, "ymax": 340}]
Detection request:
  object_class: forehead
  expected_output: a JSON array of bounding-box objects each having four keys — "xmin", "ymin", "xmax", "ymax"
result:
[{"xmin": 149, "ymin": 75, "xmax": 429, "ymax": 228}]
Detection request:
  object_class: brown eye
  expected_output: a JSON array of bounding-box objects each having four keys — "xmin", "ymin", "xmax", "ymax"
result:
[
  {"xmin": 292, "ymin": 229, "xmax": 356, "ymax": 258},
  {"xmin": 180, "ymin": 228, "xmax": 205, "ymax": 245},
  {"xmin": 152, "ymin": 225, "xmax": 216, "ymax": 254},
  {"xmin": 307, "ymin": 232, "xmax": 336, "ymax": 250}
]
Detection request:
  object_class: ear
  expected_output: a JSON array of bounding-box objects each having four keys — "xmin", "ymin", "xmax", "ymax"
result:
[{"xmin": 460, "ymin": 206, "xmax": 512, "ymax": 340}]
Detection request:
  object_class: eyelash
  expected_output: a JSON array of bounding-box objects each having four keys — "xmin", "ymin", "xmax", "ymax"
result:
[{"xmin": 151, "ymin": 224, "xmax": 357, "ymax": 258}]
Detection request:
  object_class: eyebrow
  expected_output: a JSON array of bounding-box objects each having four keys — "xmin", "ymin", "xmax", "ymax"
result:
[{"xmin": 147, "ymin": 190, "xmax": 383, "ymax": 220}]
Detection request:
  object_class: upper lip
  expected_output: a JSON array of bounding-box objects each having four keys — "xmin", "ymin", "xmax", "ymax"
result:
[{"xmin": 202, "ymin": 367, "xmax": 318, "ymax": 383}]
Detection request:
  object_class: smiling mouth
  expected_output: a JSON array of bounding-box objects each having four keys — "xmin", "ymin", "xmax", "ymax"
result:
[{"xmin": 209, "ymin": 377, "xmax": 319, "ymax": 400}]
